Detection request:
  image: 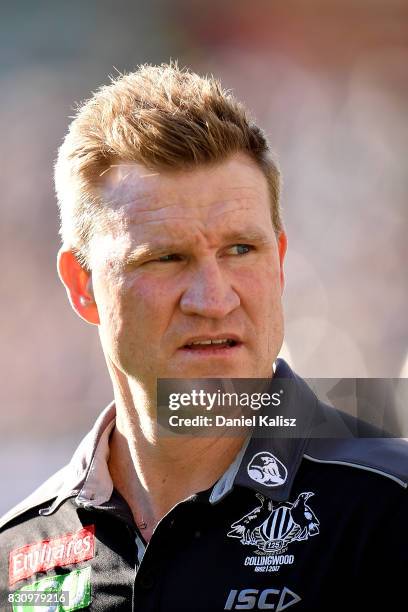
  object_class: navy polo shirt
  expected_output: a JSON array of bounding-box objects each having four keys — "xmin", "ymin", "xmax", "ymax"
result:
[{"xmin": 1, "ymin": 360, "xmax": 407, "ymax": 611}]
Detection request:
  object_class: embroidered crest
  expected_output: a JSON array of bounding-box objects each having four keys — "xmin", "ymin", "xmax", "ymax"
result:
[
  {"xmin": 247, "ymin": 452, "xmax": 288, "ymax": 487},
  {"xmin": 228, "ymin": 492, "xmax": 319, "ymax": 561}
]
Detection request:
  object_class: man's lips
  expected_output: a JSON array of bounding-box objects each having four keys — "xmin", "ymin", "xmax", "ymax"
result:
[
  {"xmin": 178, "ymin": 334, "xmax": 243, "ymax": 354},
  {"xmin": 180, "ymin": 334, "xmax": 243, "ymax": 349}
]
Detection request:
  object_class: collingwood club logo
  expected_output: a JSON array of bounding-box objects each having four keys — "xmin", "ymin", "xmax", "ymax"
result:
[
  {"xmin": 247, "ymin": 452, "xmax": 288, "ymax": 487},
  {"xmin": 227, "ymin": 491, "xmax": 319, "ymax": 571}
]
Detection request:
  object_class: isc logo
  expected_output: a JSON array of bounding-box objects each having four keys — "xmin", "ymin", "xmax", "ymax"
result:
[{"xmin": 224, "ymin": 587, "xmax": 301, "ymax": 610}]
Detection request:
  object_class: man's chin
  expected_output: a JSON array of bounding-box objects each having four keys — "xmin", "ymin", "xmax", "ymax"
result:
[{"xmin": 161, "ymin": 362, "xmax": 259, "ymax": 380}]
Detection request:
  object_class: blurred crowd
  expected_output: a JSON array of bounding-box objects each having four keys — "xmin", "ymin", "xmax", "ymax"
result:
[{"xmin": 1, "ymin": 0, "xmax": 407, "ymax": 512}]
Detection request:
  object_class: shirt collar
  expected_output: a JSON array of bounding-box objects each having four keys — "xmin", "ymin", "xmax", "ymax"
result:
[
  {"xmin": 40, "ymin": 402, "xmax": 116, "ymax": 516},
  {"xmin": 41, "ymin": 358, "xmax": 312, "ymax": 516},
  {"xmin": 210, "ymin": 358, "xmax": 317, "ymax": 503}
]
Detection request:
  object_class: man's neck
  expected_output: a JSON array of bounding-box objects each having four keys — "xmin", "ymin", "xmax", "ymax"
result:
[{"xmin": 107, "ymin": 392, "xmax": 246, "ymax": 541}]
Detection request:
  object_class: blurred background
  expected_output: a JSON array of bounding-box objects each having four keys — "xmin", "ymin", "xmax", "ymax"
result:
[{"xmin": 1, "ymin": 0, "xmax": 407, "ymax": 514}]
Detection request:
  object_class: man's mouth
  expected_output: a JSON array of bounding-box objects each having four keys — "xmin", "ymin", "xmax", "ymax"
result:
[{"xmin": 181, "ymin": 338, "xmax": 240, "ymax": 351}]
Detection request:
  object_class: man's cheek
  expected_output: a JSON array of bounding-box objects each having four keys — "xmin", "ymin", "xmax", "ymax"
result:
[{"xmin": 128, "ymin": 277, "xmax": 165, "ymax": 305}]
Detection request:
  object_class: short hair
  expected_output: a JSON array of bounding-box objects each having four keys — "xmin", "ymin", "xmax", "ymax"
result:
[{"xmin": 55, "ymin": 62, "xmax": 282, "ymax": 270}]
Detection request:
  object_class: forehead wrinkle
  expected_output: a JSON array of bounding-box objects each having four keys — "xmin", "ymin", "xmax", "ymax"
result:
[
  {"xmin": 111, "ymin": 206, "xmax": 270, "ymax": 239},
  {"xmin": 103, "ymin": 174, "xmax": 266, "ymax": 214},
  {"xmin": 103, "ymin": 199, "xmax": 273, "ymax": 246},
  {"xmin": 105, "ymin": 196, "xmax": 266, "ymax": 233}
]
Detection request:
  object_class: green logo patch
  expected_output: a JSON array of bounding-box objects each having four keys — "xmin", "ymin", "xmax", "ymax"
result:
[{"xmin": 12, "ymin": 566, "xmax": 91, "ymax": 611}]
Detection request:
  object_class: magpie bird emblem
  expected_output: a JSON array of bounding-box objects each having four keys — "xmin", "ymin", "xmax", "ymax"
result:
[
  {"xmin": 247, "ymin": 452, "xmax": 288, "ymax": 487},
  {"xmin": 228, "ymin": 491, "xmax": 319, "ymax": 555}
]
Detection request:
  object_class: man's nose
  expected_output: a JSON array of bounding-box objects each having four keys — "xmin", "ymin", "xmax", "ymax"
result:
[{"xmin": 179, "ymin": 260, "xmax": 240, "ymax": 319}]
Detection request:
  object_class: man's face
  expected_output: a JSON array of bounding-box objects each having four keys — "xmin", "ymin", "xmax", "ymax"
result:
[{"xmin": 88, "ymin": 153, "xmax": 287, "ymax": 387}]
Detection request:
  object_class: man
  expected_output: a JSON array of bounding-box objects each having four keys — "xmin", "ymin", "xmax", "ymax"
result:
[{"xmin": 1, "ymin": 64, "xmax": 407, "ymax": 612}]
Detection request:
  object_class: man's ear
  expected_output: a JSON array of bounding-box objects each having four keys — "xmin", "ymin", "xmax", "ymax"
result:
[
  {"xmin": 277, "ymin": 230, "xmax": 287, "ymax": 294},
  {"xmin": 57, "ymin": 248, "xmax": 100, "ymax": 325}
]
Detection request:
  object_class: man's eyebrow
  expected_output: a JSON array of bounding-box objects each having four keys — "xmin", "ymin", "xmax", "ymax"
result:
[
  {"xmin": 123, "ymin": 243, "xmax": 169, "ymax": 264},
  {"xmin": 219, "ymin": 228, "xmax": 272, "ymax": 244},
  {"xmin": 123, "ymin": 228, "xmax": 272, "ymax": 265}
]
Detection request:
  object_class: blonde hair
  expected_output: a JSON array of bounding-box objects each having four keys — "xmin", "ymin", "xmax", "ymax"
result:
[{"xmin": 55, "ymin": 63, "xmax": 282, "ymax": 269}]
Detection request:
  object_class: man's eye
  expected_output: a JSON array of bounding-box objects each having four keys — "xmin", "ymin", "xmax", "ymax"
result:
[
  {"xmin": 155, "ymin": 254, "xmax": 183, "ymax": 263},
  {"xmin": 228, "ymin": 244, "xmax": 253, "ymax": 255}
]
